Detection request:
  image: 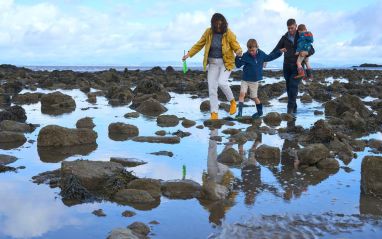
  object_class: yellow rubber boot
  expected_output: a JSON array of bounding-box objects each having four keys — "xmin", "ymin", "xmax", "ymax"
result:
[
  {"xmin": 229, "ymin": 99, "xmax": 237, "ymax": 115},
  {"xmin": 210, "ymin": 112, "xmax": 218, "ymax": 120}
]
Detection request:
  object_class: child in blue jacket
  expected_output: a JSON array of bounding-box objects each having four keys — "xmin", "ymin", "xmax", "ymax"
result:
[
  {"xmin": 235, "ymin": 39, "xmax": 283, "ymax": 119},
  {"xmin": 295, "ymin": 24, "xmax": 314, "ymax": 79}
]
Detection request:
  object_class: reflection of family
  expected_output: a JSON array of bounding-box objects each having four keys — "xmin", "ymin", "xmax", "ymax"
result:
[{"xmin": 182, "ymin": 13, "xmax": 314, "ymax": 119}]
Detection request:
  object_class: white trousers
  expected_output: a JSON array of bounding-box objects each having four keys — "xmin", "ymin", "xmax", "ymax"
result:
[{"xmin": 207, "ymin": 58, "xmax": 234, "ymax": 113}]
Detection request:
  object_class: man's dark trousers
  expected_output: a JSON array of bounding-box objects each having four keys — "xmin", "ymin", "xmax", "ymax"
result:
[{"xmin": 283, "ymin": 63, "xmax": 300, "ymax": 113}]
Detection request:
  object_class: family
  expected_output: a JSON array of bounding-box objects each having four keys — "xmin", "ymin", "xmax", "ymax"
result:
[{"xmin": 182, "ymin": 13, "xmax": 314, "ymax": 119}]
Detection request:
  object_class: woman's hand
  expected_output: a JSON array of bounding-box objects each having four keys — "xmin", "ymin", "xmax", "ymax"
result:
[
  {"xmin": 182, "ymin": 53, "xmax": 190, "ymax": 61},
  {"xmin": 235, "ymin": 50, "xmax": 243, "ymax": 57}
]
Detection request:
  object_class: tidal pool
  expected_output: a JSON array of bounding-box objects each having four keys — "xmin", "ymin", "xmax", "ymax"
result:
[{"xmin": 0, "ymin": 81, "xmax": 381, "ymax": 239}]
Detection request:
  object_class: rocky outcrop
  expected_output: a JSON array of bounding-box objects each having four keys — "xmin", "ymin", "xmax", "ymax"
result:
[
  {"xmin": 0, "ymin": 120, "xmax": 35, "ymax": 132},
  {"xmin": 263, "ymin": 112, "xmax": 282, "ymax": 126},
  {"xmin": 12, "ymin": 92, "xmax": 44, "ymax": 105},
  {"xmin": 37, "ymin": 125, "xmax": 97, "ymax": 147},
  {"xmin": 40, "ymin": 91, "xmax": 76, "ymax": 115},
  {"xmin": 135, "ymin": 98, "xmax": 167, "ymax": 117},
  {"xmin": 157, "ymin": 115, "xmax": 179, "ymax": 127},
  {"xmin": 108, "ymin": 123, "xmax": 139, "ymax": 140},
  {"xmin": 76, "ymin": 117, "xmax": 95, "ymax": 129},
  {"xmin": 161, "ymin": 179, "xmax": 202, "ymax": 199},
  {"xmin": 0, "ymin": 106, "xmax": 27, "ymax": 122}
]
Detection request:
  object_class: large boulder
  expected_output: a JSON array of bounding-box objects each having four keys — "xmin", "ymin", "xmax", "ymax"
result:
[
  {"xmin": 37, "ymin": 125, "xmax": 97, "ymax": 147},
  {"xmin": 40, "ymin": 91, "xmax": 76, "ymax": 115},
  {"xmin": 263, "ymin": 112, "xmax": 282, "ymax": 126},
  {"xmin": 161, "ymin": 179, "xmax": 202, "ymax": 199},
  {"xmin": 0, "ymin": 106, "xmax": 27, "ymax": 122},
  {"xmin": 307, "ymin": 120, "xmax": 335, "ymax": 143},
  {"xmin": 156, "ymin": 115, "xmax": 179, "ymax": 127},
  {"xmin": 135, "ymin": 98, "xmax": 167, "ymax": 117},
  {"xmin": 341, "ymin": 111, "xmax": 367, "ymax": 131},
  {"xmin": 127, "ymin": 178, "xmax": 162, "ymax": 198},
  {"xmin": 133, "ymin": 78, "xmax": 164, "ymax": 95},
  {"xmin": 108, "ymin": 123, "xmax": 139, "ymax": 140},
  {"xmin": 200, "ymin": 100, "xmax": 210, "ymax": 112},
  {"xmin": 12, "ymin": 92, "xmax": 43, "ymax": 105},
  {"xmin": 3, "ymin": 81, "xmax": 23, "ymax": 94},
  {"xmin": 182, "ymin": 119, "xmax": 196, "ymax": 128},
  {"xmin": 76, "ymin": 117, "xmax": 95, "ymax": 129},
  {"xmin": 217, "ymin": 148, "xmax": 242, "ymax": 165},
  {"xmin": 361, "ymin": 156, "xmax": 382, "ymax": 197},
  {"xmin": 113, "ymin": 189, "xmax": 156, "ymax": 205},
  {"xmin": 324, "ymin": 94, "xmax": 371, "ymax": 118},
  {"xmin": 106, "ymin": 86, "xmax": 133, "ymax": 106},
  {"xmin": 297, "ymin": 144, "xmax": 330, "ymax": 166},
  {"xmin": 61, "ymin": 160, "xmax": 127, "ymax": 193},
  {"xmin": 0, "ymin": 120, "xmax": 35, "ymax": 132}
]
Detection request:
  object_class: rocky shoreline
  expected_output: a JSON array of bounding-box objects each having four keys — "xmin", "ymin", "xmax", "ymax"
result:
[{"xmin": 1, "ymin": 64, "xmax": 382, "ymax": 238}]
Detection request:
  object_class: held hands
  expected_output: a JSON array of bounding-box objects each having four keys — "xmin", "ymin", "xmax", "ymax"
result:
[
  {"xmin": 280, "ymin": 48, "xmax": 287, "ymax": 53},
  {"xmin": 295, "ymin": 51, "xmax": 300, "ymax": 56},
  {"xmin": 182, "ymin": 53, "xmax": 190, "ymax": 61},
  {"xmin": 235, "ymin": 50, "xmax": 243, "ymax": 57}
]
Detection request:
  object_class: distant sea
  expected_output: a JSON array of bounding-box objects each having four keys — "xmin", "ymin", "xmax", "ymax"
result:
[{"xmin": 20, "ymin": 65, "xmax": 382, "ymax": 73}]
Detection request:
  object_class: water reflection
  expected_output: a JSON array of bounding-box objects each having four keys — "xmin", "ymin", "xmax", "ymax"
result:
[
  {"xmin": 360, "ymin": 194, "xmax": 382, "ymax": 216},
  {"xmin": 37, "ymin": 144, "xmax": 98, "ymax": 163},
  {"xmin": 0, "ymin": 181, "xmax": 84, "ymax": 238},
  {"xmin": 0, "ymin": 82, "xmax": 379, "ymax": 238},
  {"xmin": 199, "ymin": 129, "xmax": 236, "ymax": 225}
]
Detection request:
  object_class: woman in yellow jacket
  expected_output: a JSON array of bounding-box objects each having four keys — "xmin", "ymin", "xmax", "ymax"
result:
[{"xmin": 182, "ymin": 13, "xmax": 242, "ymax": 120}]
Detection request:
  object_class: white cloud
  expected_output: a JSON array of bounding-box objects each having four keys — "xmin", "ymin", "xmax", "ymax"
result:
[{"xmin": 0, "ymin": 0, "xmax": 380, "ymax": 66}]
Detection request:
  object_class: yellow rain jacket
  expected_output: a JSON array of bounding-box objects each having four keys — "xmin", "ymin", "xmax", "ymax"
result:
[{"xmin": 188, "ymin": 28, "xmax": 242, "ymax": 71}]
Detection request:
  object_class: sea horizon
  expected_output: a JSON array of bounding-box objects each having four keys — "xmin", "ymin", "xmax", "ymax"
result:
[{"xmin": 11, "ymin": 64, "xmax": 382, "ymax": 73}]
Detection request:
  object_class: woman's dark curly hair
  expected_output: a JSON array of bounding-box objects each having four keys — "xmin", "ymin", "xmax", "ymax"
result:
[{"xmin": 211, "ymin": 13, "xmax": 228, "ymax": 33}]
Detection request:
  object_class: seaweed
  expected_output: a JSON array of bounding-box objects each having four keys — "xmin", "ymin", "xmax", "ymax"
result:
[
  {"xmin": 103, "ymin": 170, "xmax": 138, "ymax": 197},
  {"xmin": 60, "ymin": 174, "xmax": 94, "ymax": 202}
]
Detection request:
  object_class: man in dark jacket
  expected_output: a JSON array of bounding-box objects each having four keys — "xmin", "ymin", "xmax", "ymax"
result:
[{"xmin": 273, "ymin": 18, "xmax": 314, "ymax": 115}]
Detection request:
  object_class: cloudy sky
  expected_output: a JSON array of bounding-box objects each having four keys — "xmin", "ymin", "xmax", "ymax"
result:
[{"xmin": 0, "ymin": 0, "xmax": 381, "ymax": 67}]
